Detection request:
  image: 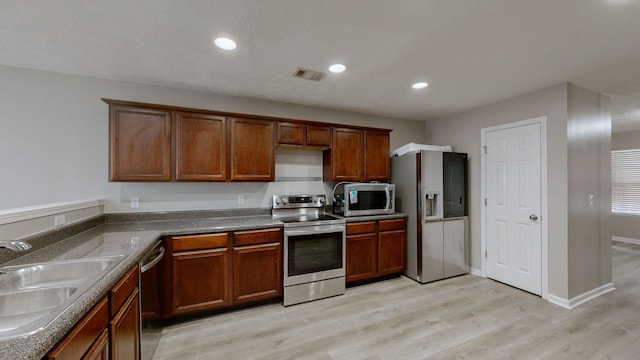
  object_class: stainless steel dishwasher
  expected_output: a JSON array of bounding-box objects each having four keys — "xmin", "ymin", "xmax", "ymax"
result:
[{"xmin": 139, "ymin": 240, "xmax": 165, "ymax": 360}]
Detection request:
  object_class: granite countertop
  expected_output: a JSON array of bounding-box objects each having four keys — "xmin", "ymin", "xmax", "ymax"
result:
[
  {"xmin": 0, "ymin": 214, "xmax": 280, "ymax": 360},
  {"xmin": 0, "ymin": 210, "xmax": 407, "ymax": 360}
]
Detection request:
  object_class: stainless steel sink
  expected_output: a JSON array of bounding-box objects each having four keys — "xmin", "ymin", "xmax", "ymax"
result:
[
  {"xmin": 0, "ymin": 255, "xmax": 125, "ymax": 339},
  {"xmin": 0, "ymin": 287, "xmax": 77, "ymax": 333},
  {"xmin": 0, "ymin": 255, "xmax": 124, "ymax": 289}
]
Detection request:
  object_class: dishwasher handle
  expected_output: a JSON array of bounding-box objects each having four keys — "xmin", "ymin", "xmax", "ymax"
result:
[{"xmin": 140, "ymin": 246, "xmax": 165, "ymax": 274}]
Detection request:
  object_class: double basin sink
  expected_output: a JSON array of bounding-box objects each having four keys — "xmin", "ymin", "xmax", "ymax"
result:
[{"xmin": 0, "ymin": 255, "xmax": 124, "ymax": 339}]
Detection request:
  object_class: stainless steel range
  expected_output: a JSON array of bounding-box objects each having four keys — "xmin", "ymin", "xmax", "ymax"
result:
[{"xmin": 272, "ymin": 194, "xmax": 346, "ymax": 306}]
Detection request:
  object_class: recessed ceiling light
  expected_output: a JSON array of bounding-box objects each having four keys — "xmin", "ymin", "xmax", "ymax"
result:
[
  {"xmin": 214, "ymin": 37, "xmax": 237, "ymax": 50},
  {"xmin": 329, "ymin": 64, "xmax": 346, "ymax": 73},
  {"xmin": 412, "ymin": 82, "xmax": 429, "ymax": 89}
]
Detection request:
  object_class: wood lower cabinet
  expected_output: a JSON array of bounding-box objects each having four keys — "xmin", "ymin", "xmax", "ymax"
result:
[
  {"xmin": 165, "ymin": 228, "xmax": 282, "ymax": 317},
  {"xmin": 230, "ymin": 117, "xmax": 275, "ymax": 181},
  {"xmin": 232, "ymin": 228, "xmax": 282, "ymax": 304},
  {"xmin": 167, "ymin": 233, "xmax": 230, "ymax": 315},
  {"xmin": 109, "ymin": 105, "xmax": 172, "ymax": 181},
  {"xmin": 346, "ymin": 218, "xmax": 406, "ymax": 284},
  {"xmin": 84, "ymin": 328, "xmax": 109, "ymax": 360},
  {"xmin": 109, "ymin": 264, "xmax": 140, "ymax": 360},
  {"xmin": 47, "ymin": 264, "xmax": 142, "ymax": 360},
  {"xmin": 110, "ymin": 288, "xmax": 140, "ymax": 360},
  {"xmin": 46, "ymin": 297, "xmax": 109, "ymax": 360},
  {"xmin": 175, "ymin": 112, "xmax": 227, "ymax": 181}
]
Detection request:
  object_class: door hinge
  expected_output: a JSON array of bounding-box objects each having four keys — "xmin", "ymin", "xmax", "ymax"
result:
[
  {"xmin": 485, "ymin": 250, "xmax": 487, "ymax": 258},
  {"xmin": 484, "ymin": 198, "xmax": 487, "ymax": 206},
  {"xmin": 482, "ymin": 145, "xmax": 487, "ymax": 154}
]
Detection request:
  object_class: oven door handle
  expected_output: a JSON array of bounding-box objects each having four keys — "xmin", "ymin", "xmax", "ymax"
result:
[
  {"xmin": 141, "ymin": 245, "xmax": 165, "ymax": 274},
  {"xmin": 284, "ymin": 225, "xmax": 345, "ymax": 236}
]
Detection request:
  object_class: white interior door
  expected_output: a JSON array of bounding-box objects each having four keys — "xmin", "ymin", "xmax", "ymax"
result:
[{"xmin": 485, "ymin": 122, "xmax": 542, "ymax": 295}]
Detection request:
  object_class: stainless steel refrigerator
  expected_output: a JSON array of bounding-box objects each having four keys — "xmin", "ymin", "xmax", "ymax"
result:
[{"xmin": 391, "ymin": 150, "xmax": 468, "ymax": 283}]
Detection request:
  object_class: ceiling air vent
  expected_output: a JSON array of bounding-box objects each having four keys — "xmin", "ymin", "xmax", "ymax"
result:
[{"xmin": 293, "ymin": 67, "xmax": 325, "ymax": 81}]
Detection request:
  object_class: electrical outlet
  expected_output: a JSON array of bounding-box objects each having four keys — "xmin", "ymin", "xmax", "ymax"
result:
[
  {"xmin": 54, "ymin": 215, "xmax": 66, "ymax": 226},
  {"xmin": 237, "ymin": 195, "xmax": 245, "ymax": 205},
  {"xmin": 588, "ymin": 194, "xmax": 595, "ymax": 207},
  {"xmin": 130, "ymin": 197, "xmax": 140, "ymax": 208}
]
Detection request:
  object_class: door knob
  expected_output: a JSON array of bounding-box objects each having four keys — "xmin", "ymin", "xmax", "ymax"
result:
[{"xmin": 530, "ymin": 214, "xmax": 538, "ymax": 221}]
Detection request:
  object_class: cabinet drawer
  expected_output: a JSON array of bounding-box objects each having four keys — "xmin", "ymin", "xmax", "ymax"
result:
[
  {"xmin": 172, "ymin": 233, "xmax": 228, "ymax": 251},
  {"xmin": 233, "ymin": 228, "xmax": 282, "ymax": 246},
  {"xmin": 109, "ymin": 264, "xmax": 139, "ymax": 317},
  {"xmin": 378, "ymin": 218, "xmax": 406, "ymax": 232},
  {"xmin": 46, "ymin": 297, "xmax": 108, "ymax": 360},
  {"xmin": 346, "ymin": 221, "xmax": 376, "ymax": 235}
]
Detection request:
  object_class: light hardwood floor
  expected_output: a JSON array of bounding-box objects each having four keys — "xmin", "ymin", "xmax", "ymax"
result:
[{"xmin": 153, "ymin": 242, "xmax": 640, "ymax": 360}]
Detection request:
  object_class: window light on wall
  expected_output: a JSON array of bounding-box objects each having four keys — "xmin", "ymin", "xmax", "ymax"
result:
[{"xmin": 611, "ymin": 149, "xmax": 640, "ymax": 214}]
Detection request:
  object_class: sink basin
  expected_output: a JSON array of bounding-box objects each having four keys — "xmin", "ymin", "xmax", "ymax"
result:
[
  {"xmin": 0, "ymin": 255, "xmax": 125, "ymax": 339},
  {"xmin": 0, "ymin": 286, "xmax": 77, "ymax": 333},
  {"xmin": 0, "ymin": 255, "xmax": 124, "ymax": 289}
]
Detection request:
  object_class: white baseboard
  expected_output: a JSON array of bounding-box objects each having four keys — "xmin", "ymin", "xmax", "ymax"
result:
[
  {"xmin": 470, "ymin": 267, "xmax": 484, "ymax": 277},
  {"xmin": 546, "ymin": 282, "xmax": 616, "ymax": 309},
  {"xmin": 0, "ymin": 199, "xmax": 104, "ymax": 225},
  {"xmin": 612, "ymin": 236, "xmax": 640, "ymax": 245}
]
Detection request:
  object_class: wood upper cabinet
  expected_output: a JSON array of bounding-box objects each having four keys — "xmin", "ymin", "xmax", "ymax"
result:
[
  {"xmin": 277, "ymin": 122, "xmax": 330, "ymax": 148},
  {"xmin": 324, "ymin": 127, "xmax": 363, "ymax": 182},
  {"xmin": 346, "ymin": 218, "xmax": 406, "ymax": 284},
  {"xmin": 109, "ymin": 105, "xmax": 172, "ymax": 181},
  {"xmin": 364, "ymin": 130, "xmax": 390, "ymax": 181},
  {"xmin": 175, "ymin": 112, "xmax": 227, "ymax": 181},
  {"xmin": 232, "ymin": 228, "xmax": 282, "ymax": 304},
  {"xmin": 230, "ymin": 117, "xmax": 275, "ymax": 181}
]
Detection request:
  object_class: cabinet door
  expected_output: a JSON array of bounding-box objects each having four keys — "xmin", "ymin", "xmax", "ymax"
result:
[
  {"xmin": 276, "ymin": 122, "xmax": 305, "ymax": 145},
  {"xmin": 171, "ymin": 248, "xmax": 230, "ymax": 314},
  {"xmin": 230, "ymin": 117, "xmax": 275, "ymax": 181},
  {"xmin": 232, "ymin": 242, "xmax": 282, "ymax": 303},
  {"xmin": 110, "ymin": 289, "xmax": 140, "ymax": 360},
  {"xmin": 109, "ymin": 105, "xmax": 172, "ymax": 181},
  {"xmin": 346, "ymin": 233, "xmax": 377, "ymax": 282},
  {"xmin": 175, "ymin": 112, "xmax": 227, "ymax": 181},
  {"xmin": 378, "ymin": 230, "xmax": 405, "ymax": 276},
  {"xmin": 306, "ymin": 125, "xmax": 331, "ymax": 147},
  {"xmin": 46, "ymin": 297, "xmax": 109, "ymax": 360},
  {"xmin": 364, "ymin": 130, "xmax": 390, "ymax": 181},
  {"xmin": 83, "ymin": 329, "xmax": 109, "ymax": 360},
  {"xmin": 324, "ymin": 128, "xmax": 363, "ymax": 182},
  {"xmin": 443, "ymin": 219, "xmax": 467, "ymax": 278}
]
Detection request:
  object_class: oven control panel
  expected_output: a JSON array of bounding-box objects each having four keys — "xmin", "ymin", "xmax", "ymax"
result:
[{"xmin": 272, "ymin": 194, "xmax": 326, "ymax": 209}]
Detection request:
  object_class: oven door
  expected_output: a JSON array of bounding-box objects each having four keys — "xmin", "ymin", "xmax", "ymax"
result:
[{"xmin": 284, "ymin": 224, "xmax": 345, "ymax": 286}]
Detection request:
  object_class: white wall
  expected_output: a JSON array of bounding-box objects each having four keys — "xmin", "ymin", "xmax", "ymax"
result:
[
  {"xmin": 425, "ymin": 83, "xmax": 569, "ymax": 298},
  {"xmin": 425, "ymin": 82, "xmax": 613, "ymax": 302},
  {"xmin": 0, "ymin": 65, "xmax": 426, "ymax": 216},
  {"xmin": 0, "ymin": 65, "xmax": 426, "ymax": 241},
  {"xmin": 566, "ymin": 83, "xmax": 611, "ymax": 298}
]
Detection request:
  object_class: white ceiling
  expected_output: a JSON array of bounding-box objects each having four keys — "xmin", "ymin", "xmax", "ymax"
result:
[{"xmin": 2, "ymin": 0, "xmax": 640, "ymax": 131}]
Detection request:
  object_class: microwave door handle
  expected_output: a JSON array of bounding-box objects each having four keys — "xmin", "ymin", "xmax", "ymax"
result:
[{"xmin": 385, "ymin": 186, "xmax": 391, "ymax": 211}]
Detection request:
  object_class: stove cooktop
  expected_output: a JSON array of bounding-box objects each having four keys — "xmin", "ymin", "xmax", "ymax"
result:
[{"xmin": 277, "ymin": 214, "xmax": 342, "ymax": 224}]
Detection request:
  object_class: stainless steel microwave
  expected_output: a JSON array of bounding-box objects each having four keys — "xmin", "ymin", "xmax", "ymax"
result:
[{"xmin": 334, "ymin": 183, "xmax": 395, "ymax": 217}]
